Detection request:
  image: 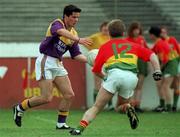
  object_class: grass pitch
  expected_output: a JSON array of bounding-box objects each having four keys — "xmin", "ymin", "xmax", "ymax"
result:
[{"xmin": 0, "ymin": 109, "xmax": 180, "ymax": 137}]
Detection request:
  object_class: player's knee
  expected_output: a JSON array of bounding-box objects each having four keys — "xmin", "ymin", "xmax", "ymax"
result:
[
  {"xmin": 63, "ymin": 91, "xmax": 75, "ymax": 100},
  {"xmin": 41, "ymin": 95, "xmax": 53, "ymax": 103}
]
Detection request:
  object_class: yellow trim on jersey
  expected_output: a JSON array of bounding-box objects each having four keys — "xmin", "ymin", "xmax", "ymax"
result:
[
  {"xmin": 169, "ymin": 50, "xmax": 179, "ymax": 60},
  {"xmin": 45, "ymin": 19, "xmax": 78, "ymax": 46},
  {"xmin": 104, "ymin": 53, "xmax": 138, "ymax": 68}
]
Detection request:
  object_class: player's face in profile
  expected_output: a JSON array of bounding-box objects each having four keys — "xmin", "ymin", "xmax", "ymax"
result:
[
  {"xmin": 149, "ymin": 34, "xmax": 154, "ymax": 40},
  {"xmin": 67, "ymin": 12, "xmax": 80, "ymax": 27},
  {"xmin": 133, "ymin": 28, "xmax": 140, "ymax": 37},
  {"xmin": 160, "ymin": 28, "xmax": 167, "ymax": 39},
  {"xmin": 101, "ymin": 26, "xmax": 109, "ymax": 36}
]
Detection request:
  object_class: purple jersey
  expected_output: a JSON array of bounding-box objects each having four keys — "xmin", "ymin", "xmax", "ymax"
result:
[{"xmin": 39, "ymin": 19, "xmax": 81, "ymax": 60}]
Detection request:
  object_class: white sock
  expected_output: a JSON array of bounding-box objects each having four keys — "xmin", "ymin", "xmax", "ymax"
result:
[
  {"xmin": 56, "ymin": 123, "xmax": 65, "ymax": 128},
  {"xmin": 17, "ymin": 105, "xmax": 24, "ymax": 112}
]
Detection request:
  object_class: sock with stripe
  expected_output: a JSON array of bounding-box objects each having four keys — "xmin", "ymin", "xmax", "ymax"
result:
[
  {"xmin": 17, "ymin": 99, "xmax": 31, "ymax": 112},
  {"xmin": 77, "ymin": 120, "xmax": 89, "ymax": 132},
  {"xmin": 57, "ymin": 110, "xmax": 69, "ymax": 125}
]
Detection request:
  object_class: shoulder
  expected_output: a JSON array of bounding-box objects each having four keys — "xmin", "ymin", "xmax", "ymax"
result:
[
  {"xmin": 89, "ymin": 32, "xmax": 101, "ymax": 38},
  {"xmin": 51, "ymin": 19, "xmax": 65, "ymax": 29},
  {"xmin": 70, "ymin": 27, "xmax": 78, "ymax": 36},
  {"xmin": 169, "ymin": 36, "xmax": 178, "ymax": 42}
]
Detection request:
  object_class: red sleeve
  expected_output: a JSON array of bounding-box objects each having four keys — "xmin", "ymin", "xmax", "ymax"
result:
[
  {"xmin": 92, "ymin": 46, "xmax": 105, "ymax": 73},
  {"xmin": 137, "ymin": 45, "xmax": 153, "ymax": 61}
]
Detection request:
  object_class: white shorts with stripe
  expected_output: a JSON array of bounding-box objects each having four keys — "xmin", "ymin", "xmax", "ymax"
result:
[
  {"xmin": 102, "ymin": 68, "xmax": 138, "ymax": 99},
  {"xmin": 35, "ymin": 54, "xmax": 68, "ymax": 81}
]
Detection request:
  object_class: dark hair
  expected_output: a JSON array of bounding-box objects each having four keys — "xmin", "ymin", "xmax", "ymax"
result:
[
  {"xmin": 99, "ymin": 21, "xmax": 109, "ymax": 31},
  {"xmin": 63, "ymin": 5, "xmax": 81, "ymax": 18},
  {"xmin": 108, "ymin": 19, "xmax": 126, "ymax": 38},
  {"xmin": 128, "ymin": 21, "xmax": 142, "ymax": 37},
  {"xmin": 149, "ymin": 26, "xmax": 161, "ymax": 37}
]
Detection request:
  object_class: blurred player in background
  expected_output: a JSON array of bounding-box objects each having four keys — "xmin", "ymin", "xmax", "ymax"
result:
[
  {"xmin": 149, "ymin": 26, "xmax": 179, "ymax": 112},
  {"xmin": 160, "ymin": 26, "xmax": 180, "ymax": 111},
  {"xmin": 13, "ymin": 4, "xmax": 92, "ymax": 129},
  {"xmin": 70, "ymin": 19, "xmax": 162, "ymax": 135},
  {"xmin": 125, "ymin": 21, "xmax": 148, "ymax": 113},
  {"xmin": 86, "ymin": 21, "xmax": 113, "ymax": 109}
]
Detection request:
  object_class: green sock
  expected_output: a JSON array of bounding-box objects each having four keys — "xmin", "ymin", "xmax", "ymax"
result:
[
  {"xmin": 108, "ymin": 100, "xmax": 112, "ymax": 107},
  {"xmin": 166, "ymin": 104, "xmax": 172, "ymax": 111},
  {"xmin": 77, "ymin": 125, "xmax": 85, "ymax": 132},
  {"xmin": 160, "ymin": 99, "xmax": 165, "ymax": 107},
  {"xmin": 173, "ymin": 94, "xmax": 179, "ymax": 108}
]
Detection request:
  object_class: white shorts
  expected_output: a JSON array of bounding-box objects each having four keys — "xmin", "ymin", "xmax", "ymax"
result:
[
  {"xmin": 35, "ymin": 54, "xmax": 68, "ymax": 81},
  {"xmin": 102, "ymin": 68, "xmax": 138, "ymax": 99}
]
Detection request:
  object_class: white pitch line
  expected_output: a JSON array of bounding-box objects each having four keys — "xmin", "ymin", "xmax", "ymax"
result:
[{"xmin": 33, "ymin": 116, "xmax": 56, "ymax": 124}]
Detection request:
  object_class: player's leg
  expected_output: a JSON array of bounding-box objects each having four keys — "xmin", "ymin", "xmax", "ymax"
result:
[
  {"xmin": 93, "ymin": 73, "xmax": 101, "ymax": 102},
  {"xmin": 133, "ymin": 59, "xmax": 147, "ymax": 112},
  {"xmin": 133, "ymin": 74, "xmax": 144, "ymax": 112},
  {"xmin": 54, "ymin": 75, "xmax": 75, "ymax": 129},
  {"xmin": 154, "ymin": 80, "xmax": 165, "ymax": 112},
  {"xmin": 13, "ymin": 79, "xmax": 54, "ymax": 127},
  {"xmin": 172, "ymin": 76, "xmax": 180, "ymax": 111},
  {"xmin": 161, "ymin": 76, "xmax": 174, "ymax": 111},
  {"xmin": 70, "ymin": 87, "xmax": 113, "ymax": 135},
  {"xmin": 13, "ymin": 55, "xmax": 54, "ymax": 127},
  {"xmin": 115, "ymin": 95, "xmax": 131, "ymax": 112},
  {"xmin": 162, "ymin": 59, "xmax": 179, "ymax": 111}
]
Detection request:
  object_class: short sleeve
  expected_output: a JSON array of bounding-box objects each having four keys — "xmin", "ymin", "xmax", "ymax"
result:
[
  {"xmin": 137, "ymin": 45, "xmax": 153, "ymax": 61},
  {"xmin": 92, "ymin": 46, "xmax": 105, "ymax": 73},
  {"xmin": 50, "ymin": 21, "xmax": 64, "ymax": 36},
  {"xmin": 69, "ymin": 43, "xmax": 82, "ymax": 59}
]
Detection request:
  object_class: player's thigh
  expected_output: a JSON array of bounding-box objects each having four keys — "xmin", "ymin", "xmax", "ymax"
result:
[
  {"xmin": 94, "ymin": 87, "xmax": 113, "ymax": 110},
  {"xmin": 162, "ymin": 76, "xmax": 174, "ymax": 87},
  {"xmin": 93, "ymin": 74, "xmax": 102, "ymax": 90},
  {"xmin": 38, "ymin": 79, "xmax": 54, "ymax": 97},
  {"xmin": 136, "ymin": 74, "xmax": 145, "ymax": 89},
  {"xmin": 53, "ymin": 75, "xmax": 74, "ymax": 97}
]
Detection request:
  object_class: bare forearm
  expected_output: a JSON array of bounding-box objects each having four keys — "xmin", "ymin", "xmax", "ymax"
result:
[
  {"xmin": 150, "ymin": 53, "xmax": 161, "ymax": 71},
  {"xmin": 74, "ymin": 54, "xmax": 87, "ymax": 63},
  {"xmin": 57, "ymin": 29, "xmax": 79, "ymax": 42}
]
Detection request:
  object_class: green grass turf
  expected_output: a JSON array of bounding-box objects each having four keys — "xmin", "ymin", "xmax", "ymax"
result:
[{"xmin": 0, "ymin": 109, "xmax": 180, "ymax": 137}]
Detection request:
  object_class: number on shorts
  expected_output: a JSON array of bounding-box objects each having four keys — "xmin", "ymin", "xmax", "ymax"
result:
[{"xmin": 112, "ymin": 43, "xmax": 133, "ymax": 59}]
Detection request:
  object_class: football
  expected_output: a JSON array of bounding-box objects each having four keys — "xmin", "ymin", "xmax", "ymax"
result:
[{"xmin": 86, "ymin": 49, "xmax": 99, "ymax": 66}]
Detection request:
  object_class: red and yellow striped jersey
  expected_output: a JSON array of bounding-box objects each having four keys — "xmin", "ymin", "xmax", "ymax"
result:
[{"xmin": 92, "ymin": 38, "xmax": 153, "ymax": 73}]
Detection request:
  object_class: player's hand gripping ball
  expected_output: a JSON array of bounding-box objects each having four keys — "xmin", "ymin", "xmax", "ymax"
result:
[
  {"xmin": 86, "ymin": 49, "xmax": 99, "ymax": 66},
  {"xmin": 153, "ymin": 70, "xmax": 162, "ymax": 81}
]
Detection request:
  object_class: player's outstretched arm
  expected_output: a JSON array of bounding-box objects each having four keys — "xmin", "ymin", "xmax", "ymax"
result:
[
  {"xmin": 74, "ymin": 54, "xmax": 87, "ymax": 63},
  {"xmin": 149, "ymin": 53, "xmax": 162, "ymax": 81},
  {"xmin": 57, "ymin": 29, "xmax": 92, "ymax": 47}
]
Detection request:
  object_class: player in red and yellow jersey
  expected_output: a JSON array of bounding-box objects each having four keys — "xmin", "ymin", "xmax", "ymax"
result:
[
  {"xmin": 85, "ymin": 22, "xmax": 112, "ymax": 108},
  {"xmin": 124, "ymin": 21, "xmax": 148, "ymax": 113},
  {"xmin": 70, "ymin": 19, "xmax": 161, "ymax": 135},
  {"xmin": 160, "ymin": 26, "xmax": 180, "ymax": 111},
  {"xmin": 149, "ymin": 26, "xmax": 179, "ymax": 112}
]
